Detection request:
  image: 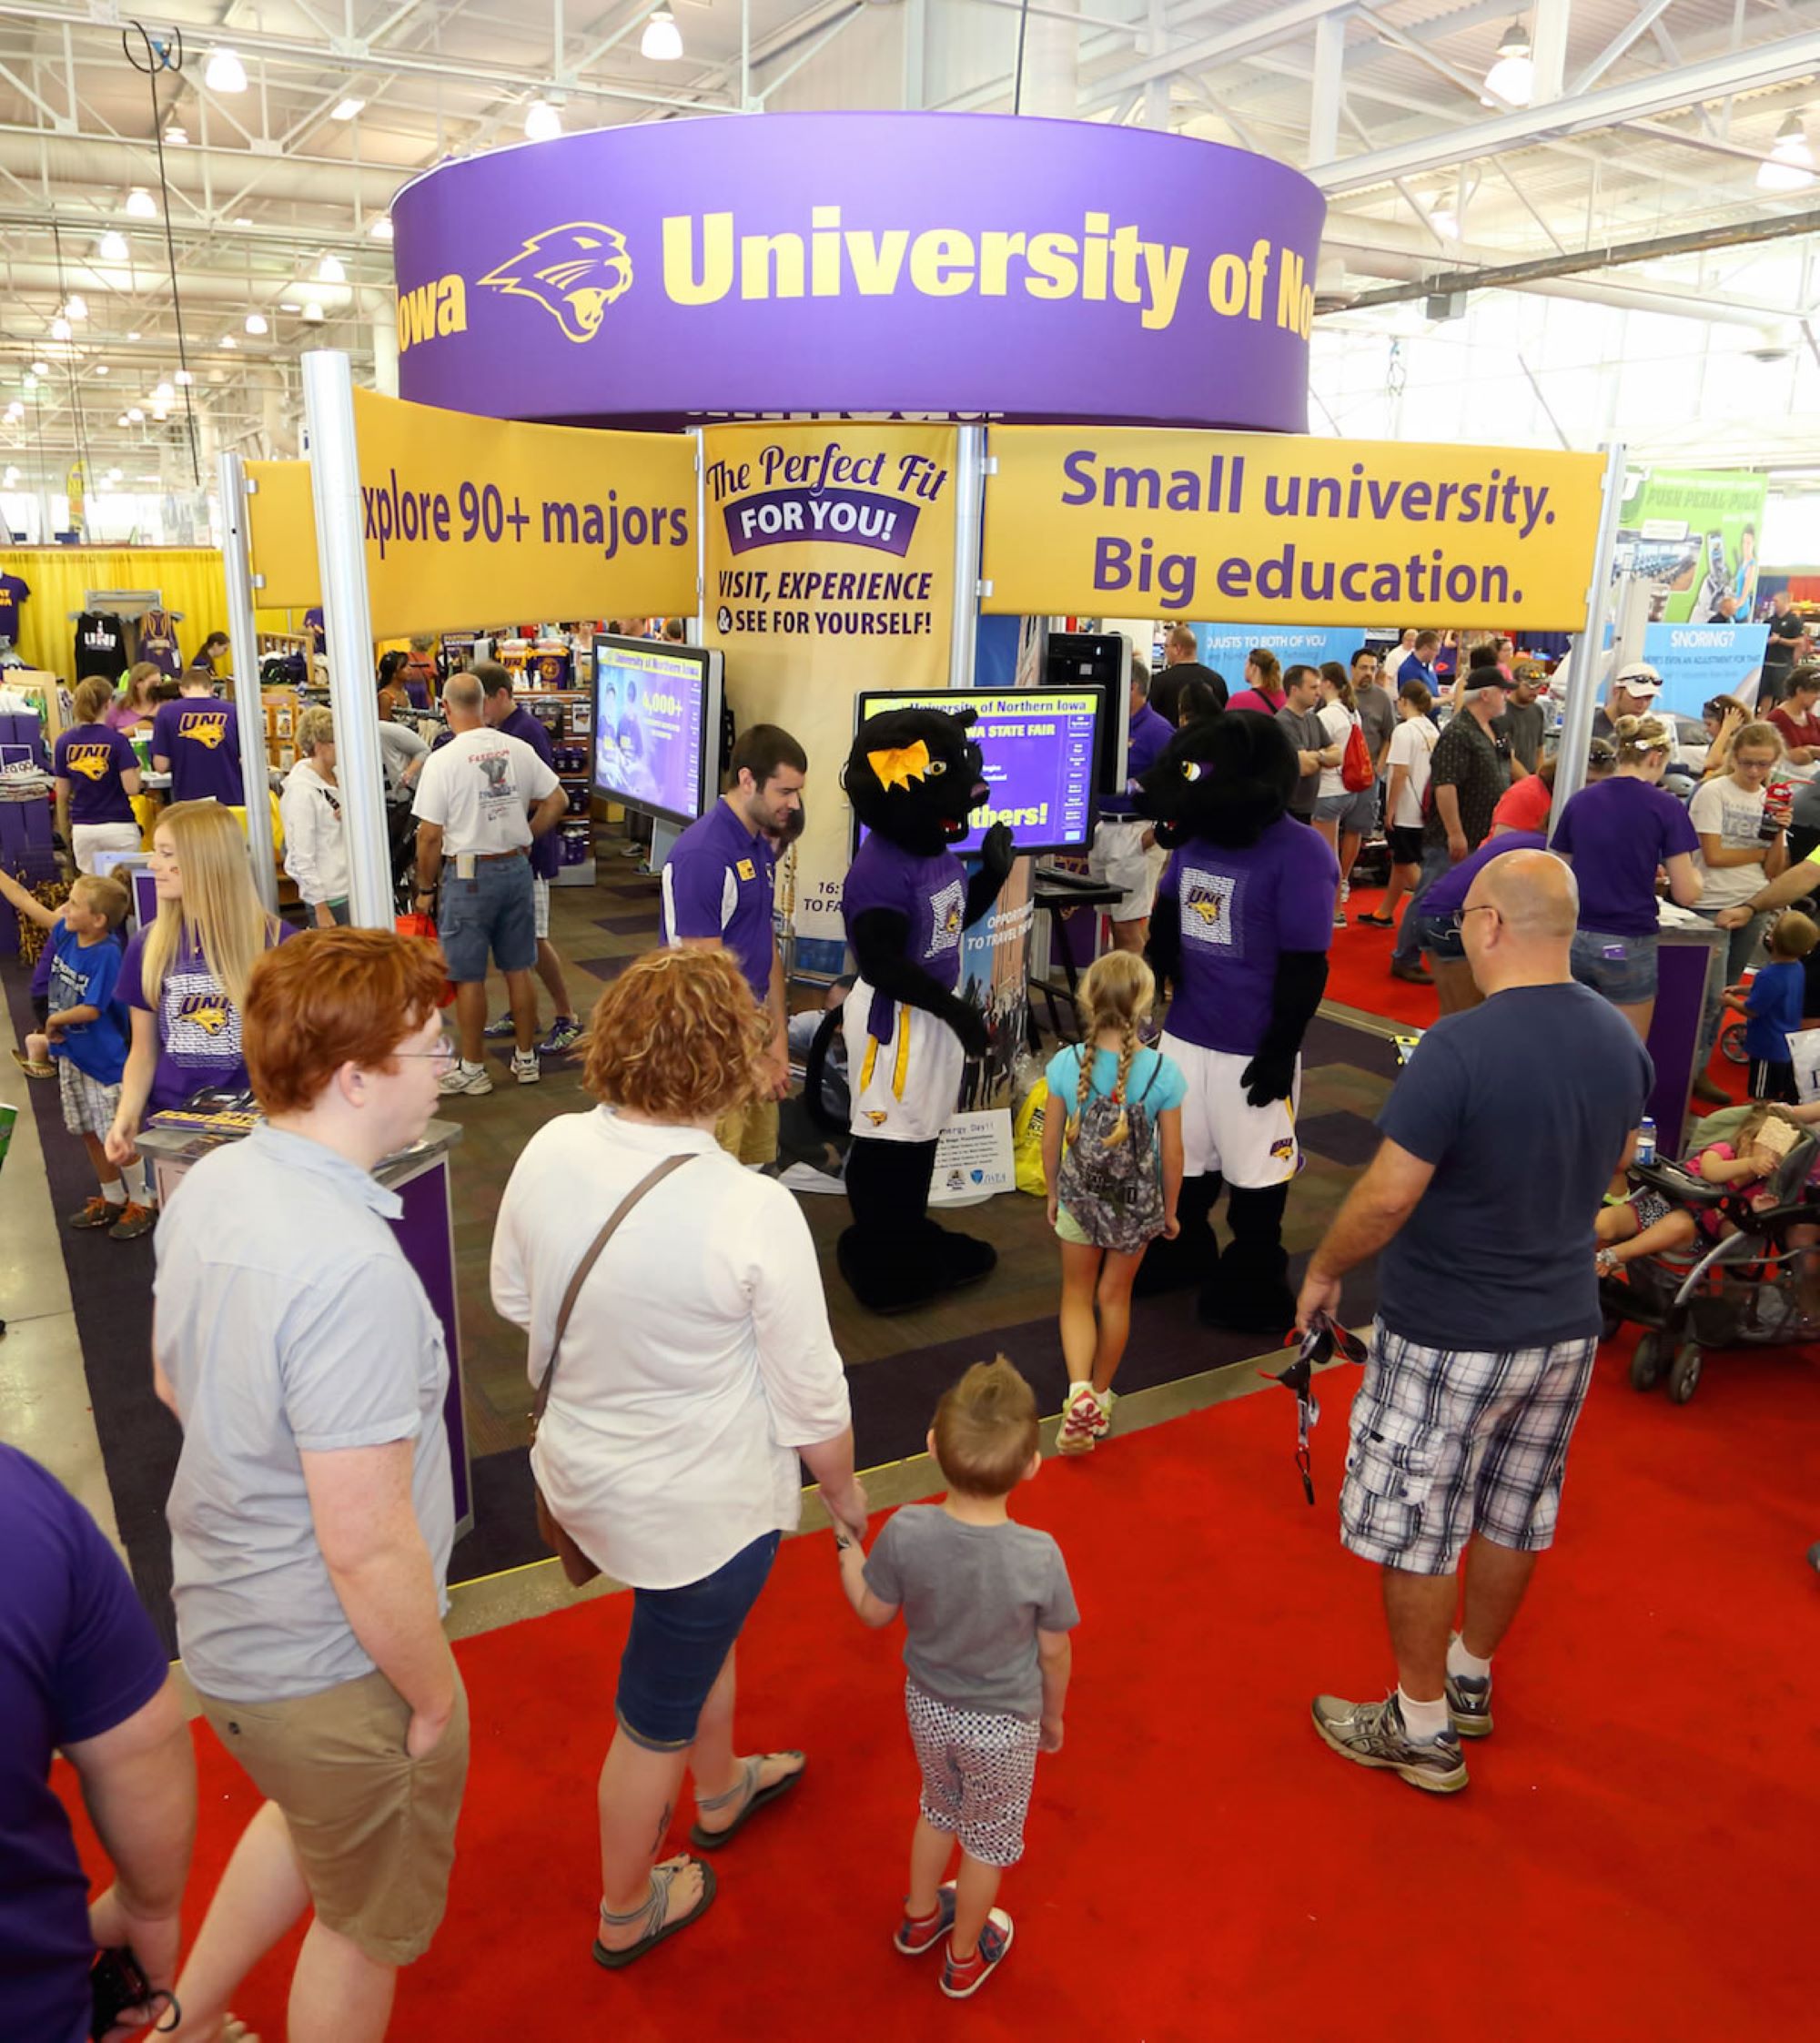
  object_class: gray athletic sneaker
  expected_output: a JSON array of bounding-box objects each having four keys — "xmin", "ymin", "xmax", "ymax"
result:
[
  {"xmin": 1309, "ymin": 1692, "xmax": 1468, "ymax": 1794},
  {"xmin": 1446, "ymin": 1671, "xmax": 1494, "ymax": 1739}
]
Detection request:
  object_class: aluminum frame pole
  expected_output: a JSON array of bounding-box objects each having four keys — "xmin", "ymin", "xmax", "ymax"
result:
[
  {"xmin": 217, "ymin": 449, "xmax": 279, "ymax": 914},
  {"xmin": 299, "ymin": 349, "xmax": 395, "ymax": 929},
  {"xmin": 689, "ymin": 425, "xmax": 705, "ymax": 648},
  {"xmin": 948, "ymin": 425, "xmax": 986, "ymax": 692},
  {"xmin": 1549, "ymin": 440, "xmax": 1627, "ymax": 831}
]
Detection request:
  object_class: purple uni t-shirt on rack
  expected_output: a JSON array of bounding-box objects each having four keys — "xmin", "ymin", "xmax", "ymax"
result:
[
  {"xmin": 842, "ymin": 833, "xmax": 967, "ymax": 1039},
  {"xmin": 122, "ymin": 921, "xmax": 296, "ymax": 1112}
]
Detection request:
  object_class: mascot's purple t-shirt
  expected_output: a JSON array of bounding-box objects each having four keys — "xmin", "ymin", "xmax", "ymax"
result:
[
  {"xmin": 1160, "ymin": 815, "xmax": 1338, "ymax": 1056},
  {"xmin": 844, "ymin": 834, "xmax": 967, "ymax": 1039}
]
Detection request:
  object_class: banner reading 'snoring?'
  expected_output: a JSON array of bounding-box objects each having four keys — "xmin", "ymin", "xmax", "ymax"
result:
[{"xmin": 982, "ymin": 428, "xmax": 1608, "ymax": 629}]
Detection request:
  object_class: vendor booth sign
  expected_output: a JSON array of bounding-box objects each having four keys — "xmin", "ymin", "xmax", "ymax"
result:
[
  {"xmin": 1617, "ymin": 468, "xmax": 1768, "ymax": 624},
  {"xmin": 983, "ymin": 429, "xmax": 1607, "ymax": 630},
  {"xmin": 704, "ymin": 421, "xmax": 956, "ymax": 975},
  {"xmin": 391, "ymin": 112, "xmax": 1324, "ymax": 431},
  {"xmin": 1191, "ymin": 622, "xmax": 1376, "ymax": 673},
  {"xmin": 1641, "ymin": 622, "xmax": 1769, "ymax": 718},
  {"xmin": 246, "ymin": 460, "xmax": 322, "ymax": 609}
]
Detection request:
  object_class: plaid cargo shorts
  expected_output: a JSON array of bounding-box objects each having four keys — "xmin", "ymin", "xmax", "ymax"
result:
[{"xmin": 1339, "ymin": 1318, "xmax": 1599, "ymax": 1576}]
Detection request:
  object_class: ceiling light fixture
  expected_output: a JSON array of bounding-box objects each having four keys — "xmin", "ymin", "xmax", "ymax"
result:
[
  {"xmin": 94, "ymin": 364, "xmax": 109, "ymax": 377},
  {"xmin": 331, "ymin": 97, "xmax": 365, "ymax": 121},
  {"xmin": 116, "ymin": 412, "xmax": 130, "ymax": 427},
  {"xmin": 316, "ymin": 252, "xmax": 347, "ymax": 284},
  {"xmin": 50, "ymin": 317, "xmax": 72, "ymax": 341},
  {"xmin": 245, "ymin": 311, "xmax": 268, "ymax": 335},
  {"xmin": 641, "ymin": 8, "xmax": 684, "ymax": 61},
  {"xmin": 302, "ymin": 302, "xmax": 326, "ymax": 323},
  {"xmin": 128, "ymin": 408, "xmax": 144, "ymax": 421},
  {"xmin": 152, "ymin": 382, "xmax": 175, "ymax": 404},
  {"xmin": 126, "ymin": 329, "xmax": 141, "ymax": 341},
  {"xmin": 29, "ymin": 359, "xmax": 48, "ymax": 376},
  {"xmin": 1481, "ymin": 18, "xmax": 1534, "ymax": 107},
  {"xmin": 64, "ymin": 294, "xmax": 87, "ymax": 320},
  {"xmin": 371, "ymin": 217, "xmax": 395, "ymax": 242},
  {"xmin": 126, "ymin": 187, "xmax": 157, "ymax": 219},
  {"xmin": 165, "ymin": 123, "xmax": 188, "ymax": 147},
  {"xmin": 175, "ymin": 369, "xmax": 194, "ymax": 385},
  {"xmin": 524, "ymin": 97, "xmax": 563, "ymax": 141},
  {"xmin": 106, "ymin": 467, "xmax": 123, "ymax": 481},
  {"xmin": 204, "ymin": 48, "xmax": 248, "ymax": 93},
  {"xmin": 1758, "ymin": 113, "xmax": 1816, "ymax": 192},
  {"xmin": 3, "ymin": 467, "xmax": 16, "ymax": 485},
  {"xmin": 220, "ymin": 334, "xmax": 238, "ymax": 349},
  {"xmin": 234, "ymin": 217, "xmax": 253, "ymax": 228},
  {"xmin": 98, "ymin": 230, "xmax": 130, "ymax": 262}
]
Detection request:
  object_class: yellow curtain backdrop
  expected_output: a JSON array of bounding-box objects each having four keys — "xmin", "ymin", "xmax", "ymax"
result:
[{"xmin": 0, "ymin": 547, "xmax": 233, "ymax": 683}]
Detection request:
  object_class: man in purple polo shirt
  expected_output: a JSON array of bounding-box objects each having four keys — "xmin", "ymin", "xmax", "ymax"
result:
[
  {"xmin": 1089, "ymin": 654, "xmax": 1182, "ymax": 955},
  {"xmin": 1, "ymin": 1445, "xmax": 197, "ymax": 2043},
  {"xmin": 661, "ymin": 723, "xmax": 808, "ymax": 1164},
  {"xmin": 150, "ymin": 671, "xmax": 243, "ymax": 807},
  {"xmin": 443, "ymin": 664, "xmax": 584, "ymax": 1056}
]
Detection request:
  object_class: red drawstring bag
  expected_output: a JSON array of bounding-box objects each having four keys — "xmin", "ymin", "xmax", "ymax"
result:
[{"xmin": 395, "ymin": 913, "xmax": 457, "ymax": 1007}]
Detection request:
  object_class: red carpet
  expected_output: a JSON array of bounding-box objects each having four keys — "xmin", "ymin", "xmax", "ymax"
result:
[
  {"xmin": 1327, "ymin": 883, "xmax": 1439, "ymax": 1027},
  {"xmin": 56, "ymin": 1340, "xmax": 1820, "ymax": 2041}
]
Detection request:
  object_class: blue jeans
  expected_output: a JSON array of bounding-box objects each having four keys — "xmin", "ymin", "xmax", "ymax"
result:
[
  {"xmin": 615, "ymin": 1531, "xmax": 781, "ymax": 1750},
  {"xmin": 437, "ymin": 854, "xmax": 535, "ymax": 980},
  {"xmin": 1692, "ymin": 909, "xmax": 1770, "ymax": 1067},
  {"xmin": 1393, "ymin": 843, "xmax": 1454, "ymax": 963}
]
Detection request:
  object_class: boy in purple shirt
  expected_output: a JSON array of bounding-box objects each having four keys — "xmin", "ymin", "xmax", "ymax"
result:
[
  {"xmin": 661, "ymin": 723, "xmax": 807, "ymax": 1162},
  {"xmin": 150, "ymin": 674, "xmax": 243, "ymax": 806}
]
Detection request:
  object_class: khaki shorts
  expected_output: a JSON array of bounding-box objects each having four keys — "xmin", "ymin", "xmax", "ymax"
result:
[
  {"xmin": 196, "ymin": 1666, "xmax": 470, "ymax": 1966},
  {"xmin": 714, "ymin": 1093, "xmax": 779, "ymax": 1167}
]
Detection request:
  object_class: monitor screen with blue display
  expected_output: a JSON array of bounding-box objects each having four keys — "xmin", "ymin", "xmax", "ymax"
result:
[
  {"xmin": 853, "ymin": 688, "xmax": 1108, "ymax": 857},
  {"xmin": 592, "ymin": 635, "xmax": 723, "ymax": 826}
]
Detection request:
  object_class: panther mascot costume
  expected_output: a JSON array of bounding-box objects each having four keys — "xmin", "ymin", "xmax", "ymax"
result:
[
  {"xmin": 815, "ymin": 703, "xmax": 1015, "ymax": 1314},
  {"xmin": 1136, "ymin": 709, "xmax": 1339, "ymax": 1333}
]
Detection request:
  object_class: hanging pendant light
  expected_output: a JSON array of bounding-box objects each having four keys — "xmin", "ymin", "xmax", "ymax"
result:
[
  {"xmin": 98, "ymin": 230, "xmax": 130, "ymax": 262},
  {"xmin": 524, "ymin": 97, "xmax": 563, "ymax": 141},
  {"xmin": 641, "ymin": 9, "xmax": 684, "ymax": 61},
  {"xmin": 1757, "ymin": 113, "xmax": 1816, "ymax": 192},
  {"xmin": 126, "ymin": 187, "xmax": 157, "ymax": 218},
  {"xmin": 1481, "ymin": 19, "xmax": 1534, "ymax": 107},
  {"xmin": 204, "ymin": 48, "xmax": 248, "ymax": 93}
]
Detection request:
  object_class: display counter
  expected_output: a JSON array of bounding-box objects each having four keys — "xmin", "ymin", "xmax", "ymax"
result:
[{"xmin": 135, "ymin": 1114, "xmax": 474, "ymax": 1536}]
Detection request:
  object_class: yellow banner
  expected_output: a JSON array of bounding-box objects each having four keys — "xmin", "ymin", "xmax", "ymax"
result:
[
  {"xmin": 982, "ymin": 427, "xmax": 1608, "ymax": 630},
  {"xmin": 348, "ymin": 388, "xmax": 698, "ymax": 636},
  {"xmin": 703, "ymin": 422, "xmax": 956, "ymax": 971},
  {"xmin": 246, "ymin": 460, "xmax": 322, "ymax": 609}
]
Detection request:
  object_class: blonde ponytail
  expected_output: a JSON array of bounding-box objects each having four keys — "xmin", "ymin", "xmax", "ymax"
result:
[{"xmin": 1068, "ymin": 950, "xmax": 1157, "ymax": 1146}]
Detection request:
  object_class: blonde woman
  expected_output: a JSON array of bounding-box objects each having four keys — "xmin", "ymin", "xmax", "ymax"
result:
[
  {"xmin": 1039, "ymin": 952, "xmax": 1186, "ymax": 1455},
  {"xmin": 1552, "ymin": 715, "xmax": 1703, "ymax": 1040},
  {"xmin": 280, "ymin": 705, "xmax": 350, "ymax": 926},
  {"xmin": 54, "ymin": 675, "xmax": 142, "ymax": 873},
  {"xmin": 104, "ymin": 661, "xmax": 161, "ymax": 734},
  {"xmin": 105, "ymin": 801, "xmax": 294, "ymax": 1168}
]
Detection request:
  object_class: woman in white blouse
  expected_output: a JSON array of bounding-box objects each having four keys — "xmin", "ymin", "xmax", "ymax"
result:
[
  {"xmin": 278, "ymin": 706, "xmax": 349, "ymax": 926},
  {"xmin": 491, "ymin": 946, "xmax": 867, "ymax": 1968}
]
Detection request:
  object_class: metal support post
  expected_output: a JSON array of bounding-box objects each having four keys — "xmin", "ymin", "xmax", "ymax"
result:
[
  {"xmin": 217, "ymin": 450, "xmax": 279, "ymax": 913},
  {"xmin": 947, "ymin": 425, "xmax": 986, "ymax": 693},
  {"xmin": 1550, "ymin": 440, "xmax": 1627, "ymax": 829},
  {"xmin": 299, "ymin": 349, "xmax": 397, "ymax": 929}
]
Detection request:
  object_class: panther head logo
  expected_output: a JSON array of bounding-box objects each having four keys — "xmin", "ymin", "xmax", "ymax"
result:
[
  {"xmin": 1189, "ymin": 895, "xmax": 1222, "ymax": 927},
  {"xmin": 183, "ymin": 713, "xmax": 228, "ymax": 751},
  {"xmin": 182, "ymin": 1001, "xmax": 232, "ymax": 1037},
  {"xmin": 478, "ymin": 223, "xmax": 633, "ymax": 343}
]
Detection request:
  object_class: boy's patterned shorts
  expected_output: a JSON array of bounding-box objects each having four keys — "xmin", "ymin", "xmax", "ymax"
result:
[
  {"xmin": 905, "ymin": 1679, "xmax": 1041, "ymax": 1868},
  {"xmin": 59, "ymin": 1059, "xmax": 121, "ymax": 1139}
]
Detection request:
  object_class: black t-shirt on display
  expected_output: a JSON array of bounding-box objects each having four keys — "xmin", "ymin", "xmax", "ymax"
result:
[{"xmin": 72, "ymin": 612, "xmax": 126, "ymax": 679}]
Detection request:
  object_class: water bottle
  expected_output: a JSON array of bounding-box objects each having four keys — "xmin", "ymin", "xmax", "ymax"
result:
[{"xmin": 1635, "ymin": 1117, "xmax": 1656, "ymax": 1168}]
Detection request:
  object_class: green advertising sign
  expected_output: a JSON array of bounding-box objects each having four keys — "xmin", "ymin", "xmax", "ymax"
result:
[{"xmin": 1617, "ymin": 467, "xmax": 1768, "ymax": 625}]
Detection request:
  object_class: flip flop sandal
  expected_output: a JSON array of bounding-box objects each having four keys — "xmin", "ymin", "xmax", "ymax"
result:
[
  {"xmin": 592, "ymin": 1856, "xmax": 717, "ymax": 1969},
  {"xmin": 10, "ymin": 1048, "xmax": 55, "ymax": 1077},
  {"xmin": 688, "ymin": 1751, "xmax": 805, "ymax": 1851}
]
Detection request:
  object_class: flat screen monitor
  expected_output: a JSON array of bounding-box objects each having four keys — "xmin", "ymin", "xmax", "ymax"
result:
[
  {"xmin": 852, "ymin": 688, "xmax": 1109, "ymax": 858},
  {"xmin": 592, "ymin": 634, "xmax": 723, "ymax": 827}
]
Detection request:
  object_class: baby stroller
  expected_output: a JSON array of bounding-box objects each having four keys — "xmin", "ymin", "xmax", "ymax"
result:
[{"xmin": 1598, "ymin": 1127, "xmax": 1820, "ymax": 1405}]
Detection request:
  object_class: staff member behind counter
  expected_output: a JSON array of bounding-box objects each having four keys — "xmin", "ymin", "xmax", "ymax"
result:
[{"xmin": 1087, "ymin": 655, "xmax": 1179, "ymax": 956}]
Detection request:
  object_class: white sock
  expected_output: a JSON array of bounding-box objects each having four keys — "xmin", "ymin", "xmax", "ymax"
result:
[
  {"xmin": 1067, "ymin": 1380, "xmax": 1094, "ymax": 1404},
  {"xmin": 460, "ymin": 1059, "xmax": 485, "ymax": 1075},
  {"xmin": 1397, "ymin": 1687, "xmax": 1451, "ymax": 1742},
  {"xmin": 120, "ymin": 1160, "xmax": 150, "ymax": 1204},
  {"xmin": 102, "ymin": 1179, "xmax": 127, "ymax": 1207},
  {"xmin": 1448, "ymin": 1637, "xmax": 1492, "ymax": 1684}
]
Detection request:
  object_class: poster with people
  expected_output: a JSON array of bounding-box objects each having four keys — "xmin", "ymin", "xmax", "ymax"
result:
[
  {"xmin": 1616, "ymin": 469, "xmax": 1768, "ymax": 625},
  {"xmin": 592, "ymin": 642, "xmax": 708, "ymax": 821}
]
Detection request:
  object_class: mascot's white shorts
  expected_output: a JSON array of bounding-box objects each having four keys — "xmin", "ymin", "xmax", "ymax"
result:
[
  {"xmin": 844, "ymin": 983, "xmax": 966, "ymax": 1144},
  {"xmin": 1159, "ymin": 1035, "xmax": 1303, "ymax": 1188},
  {"xmin": 1088, "ymin": 819, "xmax": 1167, "ymax": 923}
]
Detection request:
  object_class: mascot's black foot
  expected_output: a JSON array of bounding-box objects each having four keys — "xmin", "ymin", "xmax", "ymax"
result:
[
  {"xmin": 836, "ymin": 1227, "xmax": 946, "ymax": 1317},
  {"xmin": 1132, "ymin": 1175, "xmax": 1223, "ymax": 1297},
  {"xmin": 930, "ymin": 1225, "xmax": 996, "ymax": 1293},
  {"xmin": 1197, "ymin": 1253, "xmax": 1297, "ymax": 1342}
]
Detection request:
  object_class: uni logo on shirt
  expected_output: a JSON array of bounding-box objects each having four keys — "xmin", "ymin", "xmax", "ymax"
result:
[
  {"xmin": 180, "ymin": 712, "xmax": 230, "ymax": 750},
  {"xmin": 735, "ymin": 859, "xmax": 756, "ymax": 881},
  {"xmin": 176, "ymin": 997, "xmax": 232, "ymax": 1036},
  {"xmin": 1189, "ymin": 895, "xmax": 1222, "ymax": 926},
  {"xmin": 66, "ymin": 743, "xmax": 114, "ymax": 781}
]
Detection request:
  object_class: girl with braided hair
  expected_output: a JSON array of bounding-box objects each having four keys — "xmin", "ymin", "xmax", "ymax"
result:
[{"xmin": 1039, "ymin": 953, "xmax": 1186, "ymax": 1455}]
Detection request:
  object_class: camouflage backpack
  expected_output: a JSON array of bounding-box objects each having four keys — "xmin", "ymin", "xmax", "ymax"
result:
[{"xmin": 1057, "ymin": 1048, "xmax": 1166, "ymax": 1253}]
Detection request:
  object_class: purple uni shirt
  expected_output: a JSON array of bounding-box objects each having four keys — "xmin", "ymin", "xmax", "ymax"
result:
[
  {"xmin": 843, "ymin": 834, "xmax": 967, "ymax": 1039},
  {"xmin": 660, "ymin": 798, "xmax": 777, "ymax": 1002},
  {"xmin": 1420, "ymin": 831, "xmax": 1546, "ymax": 920},
  {"xmin": 1159, "ymin": 814, "xmax": 1338, "ymax": 1055},
  {"xmin": 122, "ymin": 921, "xmax": 296, "ymax": 1112},
  {"xmin": 1552, "ymin": 779, "xmax": 1700, "ymax": 937},
  {"xmin": 151, "ymin": 696, "xmax": 244, "ymax": 806},
  {"xmin": 53, "ymin": 723, "xmax": 136, "ymax": 825}
]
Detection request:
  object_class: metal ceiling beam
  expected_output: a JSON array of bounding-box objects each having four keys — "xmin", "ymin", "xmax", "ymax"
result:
[{"xmin": 1310, "ymin": 32, "xmax": 1820, "ymax": 193}]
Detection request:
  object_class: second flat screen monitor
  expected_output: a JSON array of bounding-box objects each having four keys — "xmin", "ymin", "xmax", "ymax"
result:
[
  {"xmin": 592, "ymin": 635, "xmax": 723, "ymax": 826},
  {"xmin": 853, "ymin": 688, "xmax": 1108, "ymax": 858}
]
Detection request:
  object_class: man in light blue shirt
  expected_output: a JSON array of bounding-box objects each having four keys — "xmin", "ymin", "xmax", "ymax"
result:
[{"xmin": 152, "ymin": 927, "xmax": 466, "ymax": 2043}]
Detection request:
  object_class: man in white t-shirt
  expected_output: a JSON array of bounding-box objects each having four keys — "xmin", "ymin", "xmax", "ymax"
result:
[{"xmin": 412, "ymin": 673, "xmax": 566, "ymax": 1096}]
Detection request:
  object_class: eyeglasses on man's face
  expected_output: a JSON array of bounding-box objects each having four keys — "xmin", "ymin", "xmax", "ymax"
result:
[
  {"xmin": 1444, "ymin": 904, "xmax": 1501, "ymax": 936},
  {"xmin": 392, "ymin": 1037, "xmax": 456, "ymax": 1067}
]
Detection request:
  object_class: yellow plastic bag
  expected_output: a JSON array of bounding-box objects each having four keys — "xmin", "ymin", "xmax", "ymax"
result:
[{"xmin": 1013, "ymin": 1079, "xmax": 1050, "ymax": 1198}]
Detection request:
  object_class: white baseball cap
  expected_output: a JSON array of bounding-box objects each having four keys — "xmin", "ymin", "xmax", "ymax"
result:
[{"xmin": 1613, "ymin": 662, "xmax": 1663, "ymax": 695}]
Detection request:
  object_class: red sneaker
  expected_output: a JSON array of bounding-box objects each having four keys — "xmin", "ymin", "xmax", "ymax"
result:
[
  {"xmin": 941, "ymin": 1911, "xmax": 1014, "ymax": 1998},
  {"xmin": 894, "ymin": 1881, "xmax": 956, "ymax": 1956}
]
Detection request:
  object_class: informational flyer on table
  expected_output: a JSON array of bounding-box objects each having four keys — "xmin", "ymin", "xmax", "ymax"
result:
[
  {"xmin": 593, "ymin": 642, "xmax": 706, "ymax": 820},
  {"xmin": 1641, "ymin": 622, "xmax": 1770, "ymax": 719},
  {"xmin": 703, "ymin": 421, "xmax": 957, "ymax": 976}
]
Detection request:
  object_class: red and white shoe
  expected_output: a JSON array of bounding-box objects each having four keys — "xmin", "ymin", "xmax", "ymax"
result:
[
  {"xmin": 941, "ymin": 1911, "xmax": 1014, "ymax": 1998},
  {"xmin": 1057, "ymin": 1383, "xmax": 1101, "ymax": 1455}
]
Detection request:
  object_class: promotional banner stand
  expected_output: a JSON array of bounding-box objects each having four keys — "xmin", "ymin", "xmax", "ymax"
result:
[
  {"xmin": 1550, "ymin": 440, "xmax": 1629, "ymax": 824},
  {"xmin": 217, "ymin": 449, "xmax": 280, "ymax": 914},
  {"xmin": 949, "ymin": 426, "xmax": 986, "ymax": 691},
  {"xmin": 299, "ymin": 349, "xmax": 399, "ymax": 930}
]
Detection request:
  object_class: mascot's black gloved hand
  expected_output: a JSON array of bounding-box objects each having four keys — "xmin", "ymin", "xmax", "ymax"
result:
[
  {"xmin": 952, "ymin": 1001, "xmax": 991, "ymax": 1059},
  {"xmin": 979, "ymin": 822, "xmax": 1014, "ymax": 891},
  {"xmin": 1241, "ymin": 950, "xmax": 1330, "ymax": 1107},
  {"xmin": 1146, "ymin": 896, "xmax": 1182, "ymax": 1002}
]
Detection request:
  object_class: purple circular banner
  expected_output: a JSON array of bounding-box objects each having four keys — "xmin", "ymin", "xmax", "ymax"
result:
[{"xmin": 391, "ymin": 112, "xmax": 1324, "ymax": 431}]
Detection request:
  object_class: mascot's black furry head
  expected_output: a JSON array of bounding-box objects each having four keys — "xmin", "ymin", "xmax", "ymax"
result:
[
  {"xmin": 1137, "ymin": 709, "xmax": 1294, "ymax": 850},
  {"xmin": 844, "ymin": 705, "xmax": 989, "ymax": 858}
]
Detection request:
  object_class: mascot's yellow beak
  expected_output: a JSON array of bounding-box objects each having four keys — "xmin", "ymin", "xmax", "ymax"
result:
[{"xmin": 867, "ymin": 740, "xmax": 931, "ymax": 793}]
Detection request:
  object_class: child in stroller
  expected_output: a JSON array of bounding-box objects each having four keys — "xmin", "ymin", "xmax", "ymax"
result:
[{"xmin": 1595, "ymin": 1101, "xmax": 1820, "ymax": 1402}]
